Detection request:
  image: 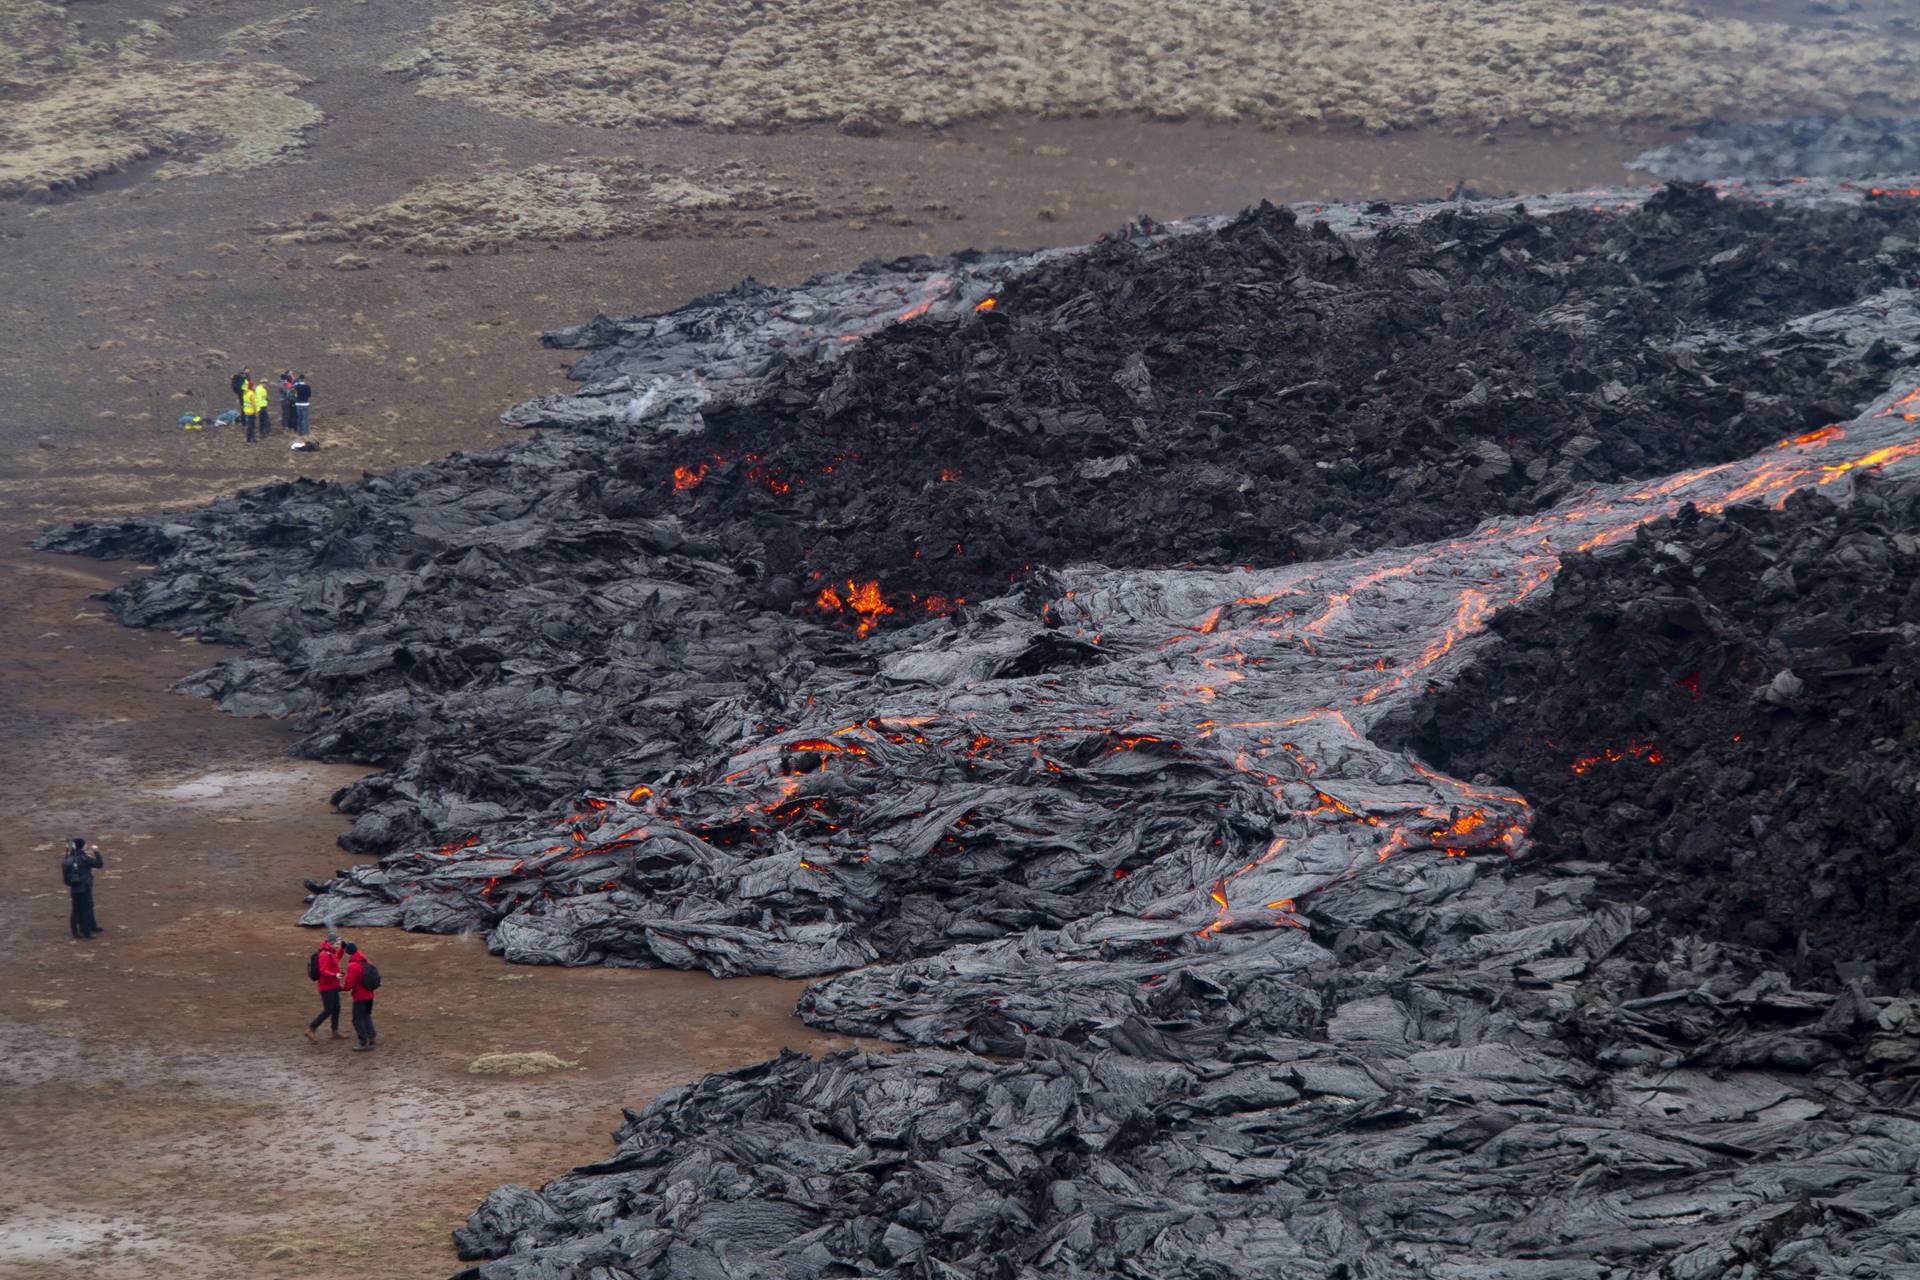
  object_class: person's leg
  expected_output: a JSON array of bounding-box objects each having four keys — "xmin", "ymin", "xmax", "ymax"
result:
[
  {"xmin": 245, "ymin": 411, "xmax": 256, "ymax": 443},
  {"xmin": 308, "ymin": 991, "xmax": 331, "ymax": 1033},
  {"xmin": 365, "ymin": 999, "xmax": 375, "ymax": 1044},
  {"xmin": 351, "ymin": 999, "xmax": 372, "ymax": 1047},
  {"xmin": 70, "ymin": 892, "xmax": 84, "ymax": 938},
  {"xmin": 327, "ymin": 989, "xmax": 343, "ymax": 1035},
  {"xmin": 80, "ymin": 890, "xmax": 100, "ymax": 935}
]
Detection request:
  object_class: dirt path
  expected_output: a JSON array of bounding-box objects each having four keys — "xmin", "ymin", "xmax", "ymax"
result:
[{"xmin": 0, "ymin": 544, "xmax": 870, "ymax": 1279}]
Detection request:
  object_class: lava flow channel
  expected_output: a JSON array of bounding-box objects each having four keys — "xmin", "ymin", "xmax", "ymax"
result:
[{"xmin": 306, "ymin": 374, "xmax": 1920, "ymax": 971}]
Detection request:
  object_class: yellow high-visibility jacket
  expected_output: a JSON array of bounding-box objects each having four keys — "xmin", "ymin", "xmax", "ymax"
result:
[{"xmin": 244, "ymin": 381, "xmax": 264, "ymax": 414}]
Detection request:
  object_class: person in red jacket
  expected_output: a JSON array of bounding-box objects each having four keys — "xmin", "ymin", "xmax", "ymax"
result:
[
  {"xmin": 340, "ymin": 942, "xmax": 377, "ymax": 1051},
  {"xmin": 304, "ymin": 933, "xmax": 346, "ymax": 1042}
]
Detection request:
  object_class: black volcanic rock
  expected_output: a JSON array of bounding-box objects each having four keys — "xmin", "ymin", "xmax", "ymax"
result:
[
  {"xmin": 1634, "ymin": 116, "xmax": 1920, "ymax": 182},
  {"xmin": 649, "ymin": 188, "xmax": 1920, "ymax": 612},
  {"xmin": 1407, "ymin": 473, "xmax": 1920, "ymax": 991}
]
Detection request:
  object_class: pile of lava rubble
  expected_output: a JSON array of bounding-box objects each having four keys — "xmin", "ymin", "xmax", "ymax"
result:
[
  {"xmin": 1405, "ymin": 472, "xmax": 1920, "ymax": 993},
  {"xmin": 652, "ymin": 181, "xmax": 1920, "ymax": 612},
  {"xmin": 38, "ymin": 178, "xmax": 1920, "ymax": 1279}
]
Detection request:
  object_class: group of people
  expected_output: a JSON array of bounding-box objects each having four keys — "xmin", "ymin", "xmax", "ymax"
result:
[
  {"xmin": 59, "ymin": 839, "xmax": 386, "ymax": 1053},
  {"xmin": 231, "ymin": 367, "xmax": 313, "ymax": 443},
  {"xmin": 307, "ymin": 933, "xmax": 381, "ymax": 1051}
]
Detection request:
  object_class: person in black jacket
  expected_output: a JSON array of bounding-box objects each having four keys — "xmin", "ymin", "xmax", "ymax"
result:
[
  {"xmin": 292, "ymin": 373, "xmax": 312, "ymax": 435},
  {"xmin": 279, "ymin": 371, "xmax": 297, "ymax": 438},
  {"xmin": 62, "ymin": 837, "xmax": 104, "ymax": 939},
  {"xmin": 230, "ymin": 368, "xmax": 250, "ymax": 419}
]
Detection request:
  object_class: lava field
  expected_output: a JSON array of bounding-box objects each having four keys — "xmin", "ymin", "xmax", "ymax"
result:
[{"xmin": 40, "ymin": 177, "xmax": 1920, "ymax": 1278}]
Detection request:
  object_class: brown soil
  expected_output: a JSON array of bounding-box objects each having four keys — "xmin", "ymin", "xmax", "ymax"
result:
[
  {"xmin": 0, "ymin": 544, "xmax": 874, "ymax": 1279},
  {"xmin": 0, "ymin": 3, "xmax": 1779, "ymax": 1276}
]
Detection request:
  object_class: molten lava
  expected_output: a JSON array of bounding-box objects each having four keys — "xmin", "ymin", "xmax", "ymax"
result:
[
  {"xmin": 672, "ymin": 463, "xmax": 708, "ymax": 492},
  {"xmin": 1569, "ymin": 741, "xmax": 1665, "ymax": 774},
  {"xmin": 816, "ymin": 579, "xmax": 895, "ymax": 636}
]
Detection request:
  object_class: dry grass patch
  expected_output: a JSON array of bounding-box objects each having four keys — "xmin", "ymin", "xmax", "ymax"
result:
[
  {"xmin": 399, "ymin": 0, "xmax": 1920, "ymax": 133},
  {"xmin": 0, "ymin": 3, "xmax": 321, "ymax": 197},
  {"xmin": 467, "ymin": 1051, "xmax": 579, "ymax": 1076},
  {"xmin": 257, "ymin": 158, "xmax": 927, "ymax": 252}
]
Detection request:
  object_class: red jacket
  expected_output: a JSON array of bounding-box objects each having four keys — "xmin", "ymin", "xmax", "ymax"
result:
[
  {"xmin": 343, "ymin": 953, "xmax": 375, "ymax": 1002},
  {"xmin": 315, "ymin": 943, "xmax": 342, "ymax": 992}
]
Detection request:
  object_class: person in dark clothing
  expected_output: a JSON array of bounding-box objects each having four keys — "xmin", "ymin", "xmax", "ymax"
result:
[
  {"xmin": 341, "ymin": 942, "xmax": 377, "ymax": 1050},
  {"xmin": 279, "ymin": 372, "xmax": 297, "ymax": 439},
  {"xmin": 62, "ymin": 837, "xmax": 104, "ymax": 939},
  {"xmin": 292, "ymin": 373, "xmax": 312, "ymax": 435},
  {"xmin": 306, "ymin": 932, "xmax": 346, "ymax": 1042},
  {"xmin": 231, "ymin": 367, "xmax": 250, "ymax": 419}
]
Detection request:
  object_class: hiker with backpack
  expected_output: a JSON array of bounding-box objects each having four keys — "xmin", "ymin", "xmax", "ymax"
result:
[
  {"xmin": 304, "ymin": 933, "xmax": 346, "ymax": 1042},
  {"xmin": 62, "ymin": 837, "xmax": 104, "ymax": 939},
  {"xmin": 340, "ymin": 941, "xmax": 381, "ymax": 1051}
]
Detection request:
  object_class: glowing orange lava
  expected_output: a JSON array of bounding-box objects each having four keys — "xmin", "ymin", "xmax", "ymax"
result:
[
  {"xmin": 672, "ymin": 463, "xmax": 708, "ymax": 492},
  {"xmin": 1569, "ymin": 741, "xmax": 1665, "ymax": 774},
  {"xmin": 817, "ymin": 579, "xmax": 895, "ymax": 636}
]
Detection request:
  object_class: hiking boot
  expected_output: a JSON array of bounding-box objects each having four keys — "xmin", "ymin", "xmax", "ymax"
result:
[
  {"xmin": 353, "ymin": 1043, "xmax": 373, "ymax": 1052},
  {"xmin": 304, "ymin": 1027, "xmax": 318, "ymax": 1043},
  {"xmin": 329, "ymin": 1030, "xmax": 349, "ymax": 1040}
]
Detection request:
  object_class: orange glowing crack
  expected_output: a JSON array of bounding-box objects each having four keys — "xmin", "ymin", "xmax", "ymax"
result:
[
  {"xmin": 789, "ymin": 739, "xmax": 869, "ymax": 756},
  {"xmin": 1569, "ymin": 740, "xmax": 1664, "ymax": 774}
]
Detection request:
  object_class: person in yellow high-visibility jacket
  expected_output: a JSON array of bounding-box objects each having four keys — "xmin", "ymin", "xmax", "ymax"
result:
[
  {"xmin": 256, "ymin": 376, "xmax": 273, "ymax": 439},
  {"xmin": 243, "ymin": 377, "xmax": 270, "ymax": 443}
]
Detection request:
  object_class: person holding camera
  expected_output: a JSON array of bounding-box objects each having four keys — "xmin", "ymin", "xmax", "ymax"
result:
[{"xmin": 62, "ymin": 837, "xmax": 105, "ymax": 939}]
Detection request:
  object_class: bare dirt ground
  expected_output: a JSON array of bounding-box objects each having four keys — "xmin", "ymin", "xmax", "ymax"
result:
[
  {"xmin": 4, "ymin": 1, "xmax": 1912, "ymax": 1276},
  {"xmin": 0, "ymin": 545, "xmax": 874, "ymax": 1279}
]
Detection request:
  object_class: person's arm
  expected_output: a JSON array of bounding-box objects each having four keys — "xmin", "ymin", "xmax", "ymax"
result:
[{"xmin": 87, "ymin": 851, "xmax": 104, "ymax": 869}]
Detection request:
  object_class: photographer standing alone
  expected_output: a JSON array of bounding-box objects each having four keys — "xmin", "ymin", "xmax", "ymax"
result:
[{"xmin": 62, "ymin": 837, "xmax": 104, "ymax": 939}]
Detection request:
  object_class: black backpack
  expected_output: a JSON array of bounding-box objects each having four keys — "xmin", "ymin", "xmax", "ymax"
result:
[
  {"xmin": 62, "ymin": 856, "xmax": 85, "ymax": 888},
  {"xmin": 358, "ymin": 960, "xmax": 382, "ymax": 992},
  {"xmin": 231, "ymin": 371, "xmax": 246, "ymax": 396},
  {"xmin": 307, "ymin": 949, "xmax": 323, "ymax": 981}
]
